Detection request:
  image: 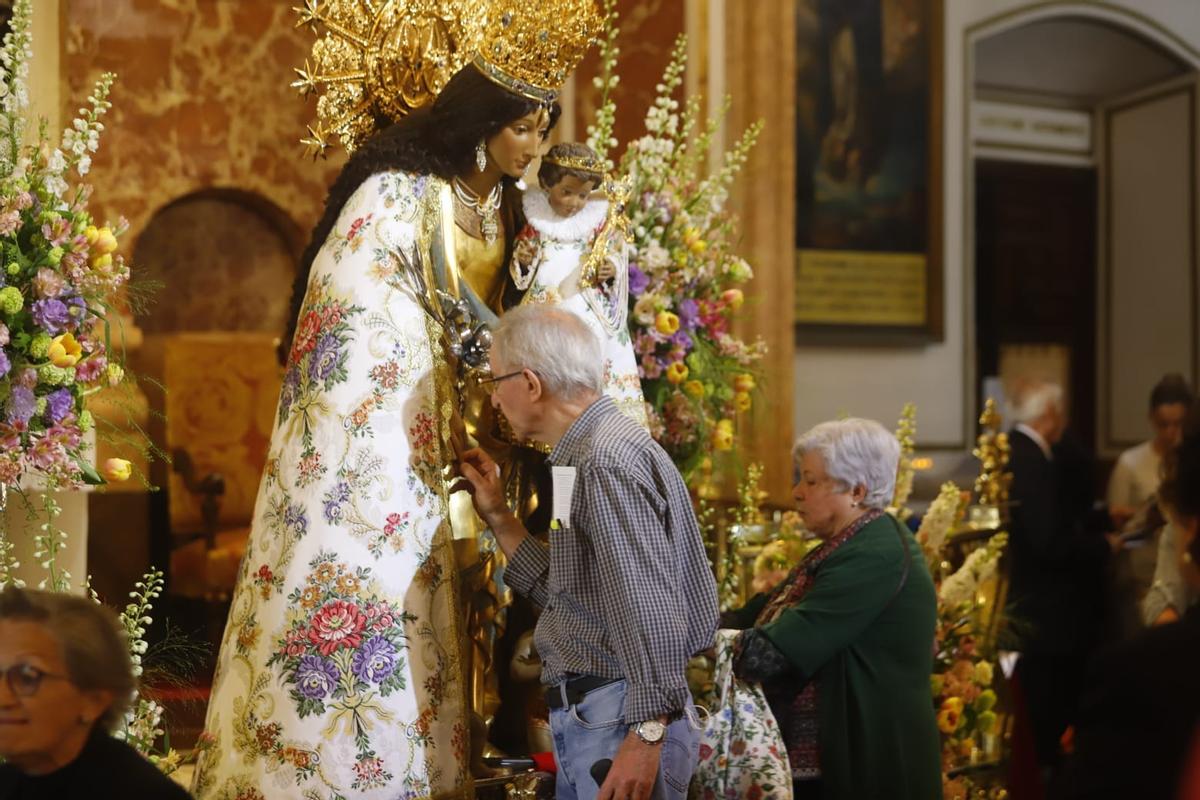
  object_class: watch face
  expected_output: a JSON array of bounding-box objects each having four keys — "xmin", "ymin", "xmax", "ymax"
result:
[{"xmin": 637, "ymin": 720, "xmax": 666, "ymax": 742}]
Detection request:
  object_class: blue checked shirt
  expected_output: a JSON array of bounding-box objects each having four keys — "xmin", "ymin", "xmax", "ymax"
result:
[{"xmin": 505, "ymin": 396, "xmax": 719, "ymax": 723}]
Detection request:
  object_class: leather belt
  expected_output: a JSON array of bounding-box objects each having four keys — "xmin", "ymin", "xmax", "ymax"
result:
[{"xmin": 545, "ymin": 675, "xmax": 620, "ymax": 710}]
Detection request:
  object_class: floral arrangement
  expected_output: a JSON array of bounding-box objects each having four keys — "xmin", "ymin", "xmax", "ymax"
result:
[
  {"xmin": 890, "ymin": 402, "xmax": 917, "ymax": 519},
  {"xmin": 0, "ymin": 0, "xmax": 176, "ymax": 776},
  {"xmin": 890, "ymin": 405, "xmax": 1011, "ymax": 798},
  {"xmin": 0, "ymin": 0, "xmax": 142, "ymax": 592},
  {"xmin": 586, "ymin": 7, "xmax": 766, "ymax": 479}
]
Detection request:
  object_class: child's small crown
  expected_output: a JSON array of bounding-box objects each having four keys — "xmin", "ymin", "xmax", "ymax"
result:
[{"xmin": 542, "ymin": 154, "xmax": 604, "ymax": 175}]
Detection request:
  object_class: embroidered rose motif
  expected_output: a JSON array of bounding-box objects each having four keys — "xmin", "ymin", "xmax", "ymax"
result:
[{"xmin": 306, "ymin": 599, "xmax": 366, "ymax": 656}]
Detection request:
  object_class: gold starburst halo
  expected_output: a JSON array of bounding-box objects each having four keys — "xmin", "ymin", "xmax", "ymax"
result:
[
  {"xmin": 292, "ymin": 0, "xmax": 488, "ymax": 157},
  {"xmin": 474, "ymin": 0, "xmax": 603, "ymax": 105},
  {"xmin": 292, "ymin": 0, "xmax": 602, "ymax": 158}
]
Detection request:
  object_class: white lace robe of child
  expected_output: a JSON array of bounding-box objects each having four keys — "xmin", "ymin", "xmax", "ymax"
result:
[{"xmin": 516, "ymin": 187, "xmax": 646, "ymax": 425}]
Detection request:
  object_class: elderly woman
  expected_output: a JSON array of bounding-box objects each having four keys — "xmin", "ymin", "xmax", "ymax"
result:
[
  {"xmin": 722, "ymin": 418, "xmax": 942, "ymax": 800},
  {"xmin": 0, "ymin": 587, "xmax": 191, "ymax": 799}
]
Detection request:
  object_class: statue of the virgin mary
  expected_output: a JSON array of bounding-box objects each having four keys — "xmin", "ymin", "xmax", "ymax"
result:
[{"xmin": 191, "ymin": 2, "xmax": 602, "ymax": 797}]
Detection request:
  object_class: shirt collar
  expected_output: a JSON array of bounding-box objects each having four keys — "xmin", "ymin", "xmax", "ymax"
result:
[
  {"xmin": 1016, "ymin": 423, "xmax": 1053, "ymax": 460},
  {"xmin": 548, "ymin": 395, "xmax": 613, "ymax": 466}
]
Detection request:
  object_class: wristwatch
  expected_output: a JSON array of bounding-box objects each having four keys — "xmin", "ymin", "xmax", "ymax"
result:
[{"xmin": 632, "ymin": 719, "xmax": 666, "ymax": 745}]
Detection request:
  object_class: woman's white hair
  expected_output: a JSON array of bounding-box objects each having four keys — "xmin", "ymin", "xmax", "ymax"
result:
[
  {"xmin": 793, "ymin": 418, "xmax": 900, "ymax": 510},
  {"xmin": 491, "ymin": 305, "xmax": 604, "ymax": 399},
  {"xmin": 1008, "ymin": 381, "xmax": 1063, "ymax": 425}
]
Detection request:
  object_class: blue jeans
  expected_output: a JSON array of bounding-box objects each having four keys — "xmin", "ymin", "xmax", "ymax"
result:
[{"xmin": 548, "ymin": 679, "xmax": 703, "ymax": 800}]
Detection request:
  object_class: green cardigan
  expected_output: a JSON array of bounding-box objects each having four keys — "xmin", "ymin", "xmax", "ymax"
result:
[{"xmin": 731, "ymin": 514, "xmax": 943, "ymax": 800}]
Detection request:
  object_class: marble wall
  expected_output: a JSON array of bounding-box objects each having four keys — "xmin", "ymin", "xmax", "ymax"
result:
[
  {"xmin": 570, "ymin": 0, "xmax": 685, "ymax": 159},
  {"xmin": 63, "ymin": 0, "xmax": 345, "ymax": 257}
]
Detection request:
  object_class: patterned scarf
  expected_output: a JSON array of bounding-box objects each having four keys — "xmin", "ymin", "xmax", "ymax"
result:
[{"xmin": 755, "ymin": 508, "xmax": 883, "ymax": 779}]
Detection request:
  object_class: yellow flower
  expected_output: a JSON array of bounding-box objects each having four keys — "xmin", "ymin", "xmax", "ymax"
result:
[
  {"xmin": 665, "ymin": 362, "xmax": 689, "ymax": 384},
  {"xmin": 734, "ymin": 391, "xmax": 752, "ymax": 412},
  {"xmin": 102, "ymin": 458, "xmax": 132, "ymax": 482},
  {"xmin": 48, "ymin": 332, "xmax": 82, "ymax": 368},
  {"xmin": 84, "ymin": 225, "xmax": 98, "ymax": 244},
  {"xmin": 683, "ymin": 380, "xmax": 705, "ymax": 398},
  {"xmin": 974, "ymin": 661, "xmax": 994, "ymax": 686},
  {"xmin": 974, "ymin": 689, "xmax": 997, "ymax": 713},
  {"xmin": 977, "ymin": 710, "xmax": 997, "ymax": 735},
  {"xmin": 654, "ymin": 311, "xmax": 680, "ymax": 336},
  {"xmin": 936, "ymin": 706, "xmax": 962, "ymax": 735},
  {"xmin": 91, "ymin": 226, "xmax": 118, "ymax": 255},
  {"xmin": 733, "ymin": 373, "xmax": 756, "ymax": 393},
  {"xmin": 90, "ymin": 253, "xmax": 113, "ymax": 272},
  {"xmin": 717, "ymin": 418, "xmax": 734, "ymax": 432},
  {"xmin": 722, "ymin": 288, "xmax": 745, "ymax": 310},
  {"xmin": 940, "ymin": 696, "xmax": 964, "ymax": 715},
  {"xmin": 711, "ymin": 425, "xmax": 733, "ymax": 451}
]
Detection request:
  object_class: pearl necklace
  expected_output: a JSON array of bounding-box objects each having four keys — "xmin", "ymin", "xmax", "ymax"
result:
[{"xmin": 452, "ymin": 177, "xmax": 501, "ymax": 245}]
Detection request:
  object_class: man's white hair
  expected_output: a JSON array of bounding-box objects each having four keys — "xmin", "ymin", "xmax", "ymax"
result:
[
  {"xmin": 491, "ymin": 305, "xmax": 604, "ymax": 399},
  {"xmin": 793, "ymin": 418, "xmax": 900, "ymax": 510},
  {"xmin": 1009, "ymin": 381, "xmax": 1064, "ymax": 425}
]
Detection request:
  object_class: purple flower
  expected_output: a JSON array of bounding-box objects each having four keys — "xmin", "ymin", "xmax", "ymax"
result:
[
  {"xmin": 352, "ymin": 636, "xmax": 398, "ymax": 684},
  {"xmin": 30, "ymin": 298, "xmax": 70, "ymax": 335},
  {"xmin": 279, "ymin": 366, "xmax": 300, "ymax": 417},
  {"xmin": 670, "ymin": 330, "xmax": 693, "ymax": 351},
  {"xmin": 45, "ymin": 388, "xmax": 73, "ymax": 424},
  {"xmin": 308, "ymin": 334, "xmax": 341, "ymax": 383},
  {"xmin": 62, "ymin": 295, "xmax": 87, "ymax": 331},
  {"xmin": 6, "ymin": 385, "xmax": 35, "ymax": 425},
  {"xmin": 628, "ymin": 264, "xmax": 649, "ymax": 296},
  {"xmin": 284, "ymin": 502, "xmax": 308, "ymax": 536},
  {"xmin": 0, "ymin": 348, "xmax": 8, "ymax": 379},
  {"xmin": 323, "ymin": 480, "xmax": 351, "ymax": 524},
  {"xmin": 678, "ymin": 299, "xmax": 700, "ymax": 330},
  {"xmin": 15, "ymin": 367, "xmax": 37, "ymax": 389},
  {"xmin": 295, "ymin": 654, "xmax": 340, "ymax": 699}
]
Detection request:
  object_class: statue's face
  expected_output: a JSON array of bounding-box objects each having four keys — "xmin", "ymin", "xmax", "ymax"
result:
[
  {"xmin": 486, "ymin": 109, "xmax": 550, "ymax": 179},
  {"xmin": 543, "ymin": 173, "xmax": 597, "ymax": 219}
]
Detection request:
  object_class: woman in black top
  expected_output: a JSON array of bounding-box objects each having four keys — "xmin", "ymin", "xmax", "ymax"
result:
[{"xmin": 0, "ymin": 586, "xmax": 191, "ymax": 799}]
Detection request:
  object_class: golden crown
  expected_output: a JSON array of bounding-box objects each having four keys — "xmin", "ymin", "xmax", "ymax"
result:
[
  {"xmin": 292, "ymin": 0, "xmax": 601, "ymax": 158},
  {"xmin": 472, "ymin": 0, "xmax": 603, "ymax": 105},
  {"xmin": 541, "ymin": 153, "xmax": 604, "ymax": 175}
]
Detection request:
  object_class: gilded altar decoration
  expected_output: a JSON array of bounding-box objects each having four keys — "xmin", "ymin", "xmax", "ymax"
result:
[
  {"xmin": 973, "ymin": 398, "xmax": 1012, "ymax": 510},
  {"xmin": 292, "ymin": 0, "xmax": 602, "ymax": 156},
  {"xmin": 585, "ymin": 14, "xmax": 766, "ymax": 480}
]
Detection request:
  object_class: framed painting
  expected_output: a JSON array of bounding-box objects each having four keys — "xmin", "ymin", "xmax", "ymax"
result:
[{"xmin": 793, "ymin": 0, "xmax": 943, "ymax": 341}]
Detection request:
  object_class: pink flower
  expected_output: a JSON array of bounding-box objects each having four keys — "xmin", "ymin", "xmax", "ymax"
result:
[
  {"xmin": 284, "ymin": 628, "xmax": 307, "ymax": 657},
  {"xmin": 75, "ymin": 354, "xmax": 107, "ymax": 384},
  {"xmin": 640, "ymin": 354, "xmax": 663, "ymax": 379},
  {"xmin": 306, "ymin": 599, "xmax": 366, "ymax": 656},
  {"xmin": 33, "ymin": 268, "xmax": 65, "ymax": 298},
  {"xmin": 0, "ymin": 211, "xmax": 20, "ymax": 236}
]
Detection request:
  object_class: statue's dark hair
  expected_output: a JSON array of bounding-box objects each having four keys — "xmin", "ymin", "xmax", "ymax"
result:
[
  {"xmin": 279, "ymin": 65, "xmax": 562, "ymax": 363},
  {"xmin": 538, "ymin": 141, "xmax": 602, "ymax": 190}
]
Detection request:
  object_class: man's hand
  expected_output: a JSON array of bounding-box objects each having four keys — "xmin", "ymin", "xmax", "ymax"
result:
[
  {"xmin": 597, "ymin": 259, "xmax": 616, "ymax": 282},
  {"xmin": 597, "ymin": 729, "xmax": 661, "ymax": 800},
  {"xmin": 455, "ymin": 447, "xmax": 508, "ymax": 523}
]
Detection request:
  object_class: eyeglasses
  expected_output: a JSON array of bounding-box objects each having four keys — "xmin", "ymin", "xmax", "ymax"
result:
[
  {"xmin": 2, "ymin": 663, "xmax": 69, "ymax": 698},
  {"xmin": 477, "ymin": 370, "xmax": 525, "ymax": 393}
]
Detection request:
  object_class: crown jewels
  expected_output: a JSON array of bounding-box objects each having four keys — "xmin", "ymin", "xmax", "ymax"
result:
[
  {"xmin": 292, "ymin": 0, "xmax": 602, "ymax": 158},
  {"xmin": 541, "ymin": 153, "xmax": 604, "ymax": 175},
  {"xmin": 472, "ymin": 0, "xmax": 602, "ymax": 105}
]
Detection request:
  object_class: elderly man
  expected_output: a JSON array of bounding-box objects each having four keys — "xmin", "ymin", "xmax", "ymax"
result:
[
  {"xmin": 1007, "ymin": 381, "xmax": 1112, "ymax": 776},
  {"xmin": 457, "ymin": 305, "xmax": 718, "ymax": 800}
]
